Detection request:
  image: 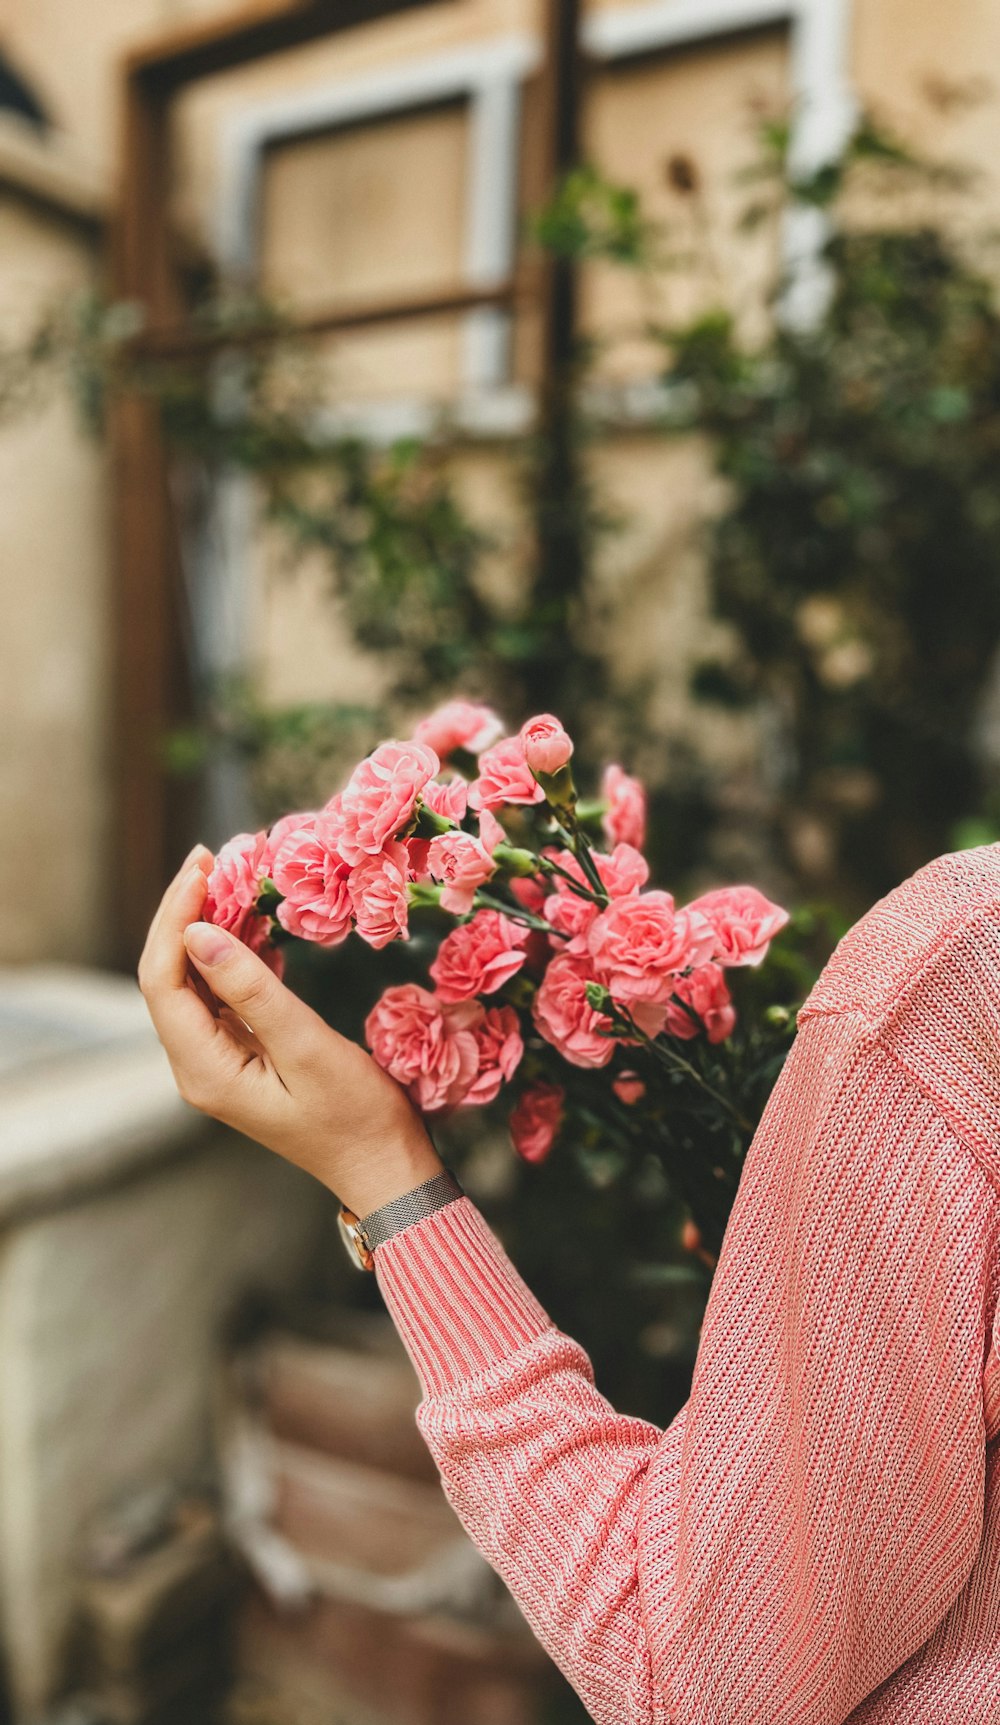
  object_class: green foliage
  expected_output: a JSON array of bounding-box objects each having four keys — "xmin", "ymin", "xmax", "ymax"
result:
[
  {"xmin": 133, "ymin": 338, "xmax": 497, "ymax": 707},
  {"xmin": 0, "ymin": 289, "xmax": 140, "ymax": 429},
  {"xmin": 529, "ymin": 163, "xmax": 657, "ymax": 266},
  {"xmin": 658, "ymin": 117, "xmax": 1000, "ymax": 901},
  {"xmin": 266, "ymin": 440, "xmax": 496, "ymax": 700},
  {"xmin": 128, "ymin": 291, "xmax": 624, "ymax": 783}
]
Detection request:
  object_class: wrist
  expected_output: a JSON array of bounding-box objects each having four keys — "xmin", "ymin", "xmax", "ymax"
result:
[{"xmin": 333, "ymin": 1129, "xmax": 445, "ymax": 1219}]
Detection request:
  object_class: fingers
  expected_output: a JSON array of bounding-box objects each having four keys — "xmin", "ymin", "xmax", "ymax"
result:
[
  {"xmin": 218, "ymin": 1004, "xmax": 268, "ymax": 1059},
  {"xmin": 139, "ymin": 866, "xmax": 224, "ymax": 1084},
  {"xmin": 183, "ymin": 922, "xmax": 326, "ymax": 1072},
  {"xmin": 139, "ymin": 844, "xmax": 214, "ymax": 973},
  {"xmin": 143, "ymin": 865, "xmax": 210, "ymax": 993}
]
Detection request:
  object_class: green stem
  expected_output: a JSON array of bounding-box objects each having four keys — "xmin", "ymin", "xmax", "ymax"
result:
[
  {"xmin": 557, "ymin": 813, "xmax": 609, "ymax": 903},
  {"xmin": 538, "ymin": 853, "xmax": 604, "ymax": 904},
  {"xmin": 473, "ymin": 888, "xmax": 568, "ymax": 939},
  {"xmin": 614, "ymin": 1004, "xmax": 753, "ymax": 1132},
  {"xmin": 668, "ymin": 988, "xmax": 707, "ymax": 1032}
]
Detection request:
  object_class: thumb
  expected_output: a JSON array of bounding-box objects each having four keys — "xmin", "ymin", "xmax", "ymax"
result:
[{"xmin": 183, "ymin": 921, "xmax": 315, "ymax": 1067}]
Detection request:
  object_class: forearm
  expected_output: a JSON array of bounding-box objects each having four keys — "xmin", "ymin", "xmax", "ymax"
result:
[{"xmin": 373, "ymin": 1195, "xmax": 668, "ymax": 1725}]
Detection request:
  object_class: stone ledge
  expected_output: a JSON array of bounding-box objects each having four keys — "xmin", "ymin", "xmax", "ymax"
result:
[{"xmin": 0, "ymin": 965, "xmax": 204, "ymax": 1223}]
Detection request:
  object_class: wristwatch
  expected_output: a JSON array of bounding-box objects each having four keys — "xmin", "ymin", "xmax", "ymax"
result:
[{"xmin": 337, "ymin": 1168, "xmax": 465, "ymax": 1271}]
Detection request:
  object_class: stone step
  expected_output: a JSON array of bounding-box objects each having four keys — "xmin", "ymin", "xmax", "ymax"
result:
[
  {"xmin": 236, "ymin": 1586, "xmax": 550, "ymax": 1725},
  {"xmin": 225, "ymin": 1328, "xmax": 553, "ymax": 1724},
  {"xmin": 70, "ymin": 1507, "xmax": 240, "ymax": 1724},
  {"xmin": 268, "ymin": 1438, "xmax": 462, "ymax": 1575},
  {"xmin": 249, "ymin": 1328, "xmax": 438, "ymax": 1483}
]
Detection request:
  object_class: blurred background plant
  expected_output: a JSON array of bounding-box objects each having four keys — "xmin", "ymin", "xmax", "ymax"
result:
[
  {"xmin": 659, "ymin": 115, "xmax": 1000, "ymax": 900},
  {"xmin": 7, "ymin": 104, "xmax": 1000, "ymax": 1418}
]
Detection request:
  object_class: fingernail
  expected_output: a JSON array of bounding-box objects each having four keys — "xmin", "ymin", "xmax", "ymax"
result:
[
  {"xmin": 184, "ymin": 922, "xmax": 232, "ymax": 964},
  {"xmin": 183, "ymin": 843, "xmax": 212, "ymax": 869}
]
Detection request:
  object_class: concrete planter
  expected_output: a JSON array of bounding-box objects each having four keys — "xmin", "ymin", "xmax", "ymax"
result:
[{"xmin": 0, "ymin": 966, "xmax": 334, "ymax": 1720}]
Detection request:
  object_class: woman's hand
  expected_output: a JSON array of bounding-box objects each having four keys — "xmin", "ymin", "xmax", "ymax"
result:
[{"xmin": 137, "ymin": 846, "xmax": 445, "ymax": 1216}]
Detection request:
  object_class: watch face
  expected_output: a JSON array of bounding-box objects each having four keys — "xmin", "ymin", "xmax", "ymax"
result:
[{"xmin": 337, "ymin": 1208, "xmax": 373, "ymax": 1270}]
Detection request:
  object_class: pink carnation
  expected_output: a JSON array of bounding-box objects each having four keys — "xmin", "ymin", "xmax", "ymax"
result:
[
  {"xmin": 543, "ymin": 880, "xmax": 596, "ymax": 952},
  {"xmin": 262, "ymin": 811, "xmax": 315, "ymax": 874},
  {"xmin": 421, "ymin": 775, "xmax": 469, "ymax": 823},
  {"xmin": 663, "ymin": 961, "xmax": 737, "ymax": 1044},
  {"xmin": 684, "ymin": 884, "xmax": 790, "ymax": 967},
  {"xmin": 204, "ymin": 831, "xmax": 270, "ymax": 939},
  {"xmin": 601, "ymin": 764, "xmax": 646, "ymax": 851},
  {"xmin": 477, "ymin": 808, "xmax": 507, "ymax": 854},
  {"xmin": 270, "ymin": 813, "xmax": 353, "ymax": 947},
  {"xmin": 430, "ymin": 909, "xmax": 530, "ymax": 1003},
  {"xmin": 462, "ymin": 1005, "xmax": 524, "ymax": 1106},
  {"xmin": 510, "ymin": 875, "xmax": 548, "ymax": 915},
  {"xmin": 338, "ymin": 740, "xmax": 439, "ymax": 865},
  {"xmin": 520, "ymin": 713, "xmax": 574, "ymax": 777},
  {"xmin": 509, "ymin": 1082, "xmax": 565, "ymax": 1164},
  {"xmin": 543, "ymin": 843, "xmax": 649, "ymax": 952},
  {"xmin": 468, "ymin": 736, "xmax": 546, "ymax": 812},
  {"xmin": 364, "ymin": 984, "xmax": 480, "ymax": 1113},
  {"xmin": 405, "ymin": 836, "xmax": 432, "ymax": 882},
  {"xmin": 597, "ymin": 842, "xmax": 650, "ymax": 896},
  {"xmin": 533, "ymin": 953, "xmax": 615, "ymax": 1068},
  {"xmin": 624, "ymin": 1000, "xmax": 670, "ymax": 1038},
  {"xmin": 349, "ymin": 841, "xmax": 410, "ymax": 949},
  {"xmin": 427, "ymin": 830, "xmax": 496, "ymax": 915},
  {"xmin": 412, "ymin": 701, "xmax": 504, "ymax": 760},
  {"xmin": 587, "ymin": 891, "xmax": 716, "ymax": 1006}
]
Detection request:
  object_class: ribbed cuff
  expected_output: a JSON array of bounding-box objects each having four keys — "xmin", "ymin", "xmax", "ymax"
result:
[{"xmin": 372, "ymin": 1195, "xmax": 555, "ymax": 1397}]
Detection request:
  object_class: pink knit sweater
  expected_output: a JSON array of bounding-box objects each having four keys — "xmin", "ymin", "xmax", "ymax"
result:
[{"xmin": 373, "ymin": 844, "xmax": 1000, "ymax": 1724}]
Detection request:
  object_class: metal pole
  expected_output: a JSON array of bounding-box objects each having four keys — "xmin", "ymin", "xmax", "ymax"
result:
[{"xmin": 523, "ymin": 0, "xmax": 594, "ymax": 721}]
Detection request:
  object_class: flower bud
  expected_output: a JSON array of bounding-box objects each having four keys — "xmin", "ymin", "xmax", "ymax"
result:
[
  {"xmin": 413, "ymin": 802, "xmax": 458, "ymax": 838},
  {"xmin": 493, "ymin": 843, "xmax": 539, "ymax": 877},
  {"xmin": 520, "ymin": 714, "xmax": 574, "ymax": 777}
]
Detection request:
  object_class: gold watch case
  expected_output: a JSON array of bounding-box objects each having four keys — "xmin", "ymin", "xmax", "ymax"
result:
[{"xmin": 337, "ymin": 1205, "xmax": 375, "ymax": 1271}]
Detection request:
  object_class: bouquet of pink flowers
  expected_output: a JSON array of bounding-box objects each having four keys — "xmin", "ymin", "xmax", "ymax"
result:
[{"xmin": 203, "ymin": 700, "xmax": 794, "ymax": 1262}]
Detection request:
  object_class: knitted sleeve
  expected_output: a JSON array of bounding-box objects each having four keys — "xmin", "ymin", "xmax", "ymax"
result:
[{"xmin": 373, "ymin": 1007, "xmax": 998, "ymax": 1725}]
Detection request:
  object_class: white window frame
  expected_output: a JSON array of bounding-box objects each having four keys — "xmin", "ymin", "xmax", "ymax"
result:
[
  {"xmin": 214, "ymin": 0, "xmax": 853, "ymax": 411},
  {"xmin": 583, "ymin": 0, "xmax": 856, "ymax": 328},
  {"xmin": 584, "ymin": 0, "xmax": 854, "ymax": 174},
  {"xmin": 215, "ymin": 35, "xmax": 541, "ymax": 402}
]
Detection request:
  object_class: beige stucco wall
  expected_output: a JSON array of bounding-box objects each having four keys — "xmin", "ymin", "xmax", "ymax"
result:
[
  {"xmin": 853, "ymin": 0, "xmax": 1000, "ymax": 222},
  {"xmin": 0, "ymin": 175, "xmax": 111, "ymax": 964},
  {"xmin": 0, "ymin": 1127, "xmax": 332, "ymax": 1715}
]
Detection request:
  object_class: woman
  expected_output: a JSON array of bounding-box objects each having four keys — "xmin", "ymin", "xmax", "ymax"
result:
[{"xmin": 139, "ymin": 839, "xmax": 1000, "ymax": 1725}]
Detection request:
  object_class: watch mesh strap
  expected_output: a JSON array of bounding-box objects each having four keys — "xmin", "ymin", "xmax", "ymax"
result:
[{"xmin": 359, "ymin": 1168, "xmax": 464, "ymax": 1250}]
